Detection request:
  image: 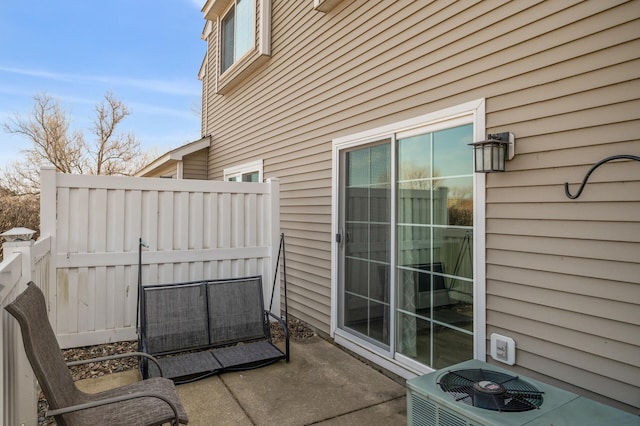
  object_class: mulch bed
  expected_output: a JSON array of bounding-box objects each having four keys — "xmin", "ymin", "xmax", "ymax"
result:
[{"xmin": 38, "ymin": 317, "xmax": 315, "ymax": 425}]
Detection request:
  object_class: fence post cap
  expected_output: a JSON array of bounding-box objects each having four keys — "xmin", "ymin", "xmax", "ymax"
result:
[{"xmin": 1, "ymin": 227, "xmax": 36, "ymax": 242}]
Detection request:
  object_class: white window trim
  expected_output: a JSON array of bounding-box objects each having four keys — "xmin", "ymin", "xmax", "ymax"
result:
[
  {"xmin": 330, "ymin": 98, "xmax": 487, "ymax": 380},
  {"xmin": 201, "ymin": 20, "xmax": 213, "ymax": 41},
  {"xmin": 223, "ymin": 159, "xmax": 264, "ymax": 182},
  {"xmin": 202, "ymin": 0, "xmax": 271, "ymax": 94}
]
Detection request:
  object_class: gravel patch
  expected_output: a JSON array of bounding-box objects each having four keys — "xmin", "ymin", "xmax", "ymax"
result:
[{"xmin": 38, "ymin": 316, "xmax": 315, "ymax": 425}]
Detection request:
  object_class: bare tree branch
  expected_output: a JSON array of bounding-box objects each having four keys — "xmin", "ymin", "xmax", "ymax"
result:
[
  {"xmin": 3, "ymin": 93, "xmax": 86, "ymax": 176},
  {"xmin": 2, "ymin": 92, "xmax": 148, "ymax": 194},
  {"xmin": 88, "ymin": 92, "xmax": 141, "ymax": 176}
]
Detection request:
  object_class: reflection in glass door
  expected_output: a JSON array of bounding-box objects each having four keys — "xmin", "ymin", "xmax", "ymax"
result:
[
  {"xmin": 338, "ymin": 122, "xmax": 475, "ymax": 369},
  {"xmin": 396, "ymin": 124, "xmax": 474, "ymax": 369},
  {"xmin": 340, "ymin": 141, "xmax": 391, "ymax": 348}
]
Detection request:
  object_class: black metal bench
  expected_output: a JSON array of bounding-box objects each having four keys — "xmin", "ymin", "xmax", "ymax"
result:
[{"xmin": 138, "ymin": 276, "xmax": 289, "ymax": 384}]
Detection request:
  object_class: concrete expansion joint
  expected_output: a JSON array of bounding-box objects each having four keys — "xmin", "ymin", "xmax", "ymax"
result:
[
  {"xmin": 305, "ymin": 395, "xmax": 407, "ymax": 425},
  {"xmin": 220, "ymin": 375, "xmax": 257, "ymax": 425}
]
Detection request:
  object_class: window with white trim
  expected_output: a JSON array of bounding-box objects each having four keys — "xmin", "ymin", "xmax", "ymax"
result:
[
  {"xmin": 202, "ymin": 0, "xmax": 271, "ymax": 93},
  {"xmin": 224, "ymin": 159, "xmax": 263, "ymax": 182},
  {"xmin": 221, "ymin": 0, "xmax": 254, "ymax": 73}
]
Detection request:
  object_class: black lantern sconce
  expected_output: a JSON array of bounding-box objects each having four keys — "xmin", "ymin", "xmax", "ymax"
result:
[{"xmin": 469, "ymin": 132, "xmax": 515, "ymax": 173}]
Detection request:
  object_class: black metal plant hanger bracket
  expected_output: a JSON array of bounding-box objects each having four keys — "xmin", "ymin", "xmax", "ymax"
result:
[{"xmin": 564, "ymin": 154, "xmax": 640, "ymax": 199}]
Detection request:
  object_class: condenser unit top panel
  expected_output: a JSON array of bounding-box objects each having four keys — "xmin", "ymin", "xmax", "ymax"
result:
[
  {"xmin": 407, "ymin": 359, "xmax": 639, "ymax": 426},
  {"xmin": 525, "ymin": 396, "xmax": 640, "ymax": 426}
]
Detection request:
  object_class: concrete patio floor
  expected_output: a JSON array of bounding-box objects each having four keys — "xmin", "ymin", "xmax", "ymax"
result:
[{"xmin": 75, "ymin": 337, "xmax": 408, "ymax": 425}]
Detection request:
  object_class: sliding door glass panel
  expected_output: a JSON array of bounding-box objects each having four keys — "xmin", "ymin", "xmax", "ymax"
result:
[
  {"xmin": 433, "ymin": 277, "xmax": 473, "ymax": 332},
  {"xmin": 397, "ymin": 312, "xmax": 431, "ymax": 364},
  {"xmin": 433, "ymin": 125, "xmax": 474, "ymax": 177},
  {"xmin": 342, "ymin": 142, "xmax": 391, "ymax": 347},
  {"xmin": 433, "ymin": 177, "xmax": 473, "ymax": 226},
  {"xmin": 396, "ymin": 123, "xmax": 474, "ymax": 368},
  {"xmin": 433, "ymin": 227, "xmax": 473, "ymax": 280},
  {"xmin": 433, "ymin": 325, "xmax": 473, "ymax": 369},
  {"xmin": 398, "ymin": 133, "xmax": 431, "ymax": 181}
]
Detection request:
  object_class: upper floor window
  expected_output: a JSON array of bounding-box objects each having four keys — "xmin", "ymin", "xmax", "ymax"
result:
[
  {"xmin": 221, "ymin": 0, "xmax": 254, "ymax": 73},
  {"xmin": 202, "ymin": 0, "xmax": 272, "ymax": 94}
]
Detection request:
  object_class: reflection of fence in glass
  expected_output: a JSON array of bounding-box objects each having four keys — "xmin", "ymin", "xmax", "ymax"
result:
[
  {"xmin": 343, "ymin": 181, "xmax": 392, "ymax": 346},
  {"xmin": 397, "ymin": 186, "xmax": 448, "ymax": 268},
  {"xmin": 346, "ymin": 186, "xmax": 390, "ymax": 262},
  {"xmin": 396, "ymin": 184, "xmax": 473, "ymax": 305},
  {"xmin": 345, "ymin": 182, "xmax": 473, "ymax": 322},
  {"xmin": 398, "ymin": 186, "xmax": 448, "ymax": 225},
  {"xmin": 348, "ymin": 184, "xmax": 472, "ymax": 232}
]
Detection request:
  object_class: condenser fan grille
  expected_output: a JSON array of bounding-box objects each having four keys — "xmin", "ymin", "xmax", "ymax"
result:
[{"xmin": 438, "ymin": 368, "xmax": 544, "ymax": 412}]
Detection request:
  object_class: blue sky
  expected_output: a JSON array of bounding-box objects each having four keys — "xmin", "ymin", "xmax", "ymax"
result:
[{"xmin": 0, "ymin": 0, "xmax": 206, "ymax": 168}]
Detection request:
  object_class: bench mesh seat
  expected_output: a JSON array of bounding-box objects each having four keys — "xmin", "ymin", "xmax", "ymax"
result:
[
  {"xmin": 148, "ymin": 351, "xmax": 223, "ymax": 382},
  {"xmin": 212, "ymin": 340, "xmax": 285, "ymax": 369},
  {"xmin": 139, "ymin": 276, "xmax": 289, "ymax": 383}
]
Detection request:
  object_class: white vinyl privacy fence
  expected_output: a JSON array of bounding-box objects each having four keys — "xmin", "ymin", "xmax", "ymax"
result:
[
  {"xmin": 40, "ymin": 166, "xmax": 281, "ymax": 349},
  {"xmin": 0, "ymin": 235, "xmax": 52, "ymax": 426}
]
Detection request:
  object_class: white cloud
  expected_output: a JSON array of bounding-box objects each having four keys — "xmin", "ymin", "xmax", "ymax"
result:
[
  {"xmin": 0, "ymin": 66, "xmax": 70, "ymax": 82},
  {"xmin": 0, "ymin": 65, "xmax": 200, "ymax": 97},
  {"xmin": 129, "ymin": 102, "xmax": 201, "ymax": 120},
  {"xmin": 0, "ymin": 84, "xmax": 50, "ymax": 98}
]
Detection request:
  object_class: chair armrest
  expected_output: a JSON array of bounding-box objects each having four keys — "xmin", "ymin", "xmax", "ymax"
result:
[
  {"xmin": 67, "ymin": 351, "xmax": 165, "ymax": 378},
  {"xmin": 47, "ymin": 391, "xmax": 180, "ymax": 425},
  {"xmin": 266, "ymin": 311, "xmax": 290, "ymax": 362}
]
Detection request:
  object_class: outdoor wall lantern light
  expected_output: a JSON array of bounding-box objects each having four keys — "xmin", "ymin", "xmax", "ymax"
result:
[
  {"xmin": 0, "ymin": 227, "xmax": 36, "ymax": 242},
  {"xmin": 469, "ymin": 132, "xmax": 515, "ymax": 173}
]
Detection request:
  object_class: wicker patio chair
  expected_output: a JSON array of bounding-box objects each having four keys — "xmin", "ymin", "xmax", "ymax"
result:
[{"xmin": 5, "ymin": 281, "xmax": 188, "ymax": 426}]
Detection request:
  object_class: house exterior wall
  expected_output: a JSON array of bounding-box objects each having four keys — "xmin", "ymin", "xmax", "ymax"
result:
[
  {"xmin": 183, "ymin": 150, "xmax": 209, "ymax": 180},
  {"xmin": 200, "ymin": 0, "xmax": 640, "ymax": 412}
]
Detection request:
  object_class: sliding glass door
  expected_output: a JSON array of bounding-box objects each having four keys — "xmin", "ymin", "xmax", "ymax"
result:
[{"xmin": 338, "ymin": 122, "xmax": 475, "ymax": 369}]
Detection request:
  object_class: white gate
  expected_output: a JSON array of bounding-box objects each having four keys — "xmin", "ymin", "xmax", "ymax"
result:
[{"xmin": 40, "ymin": 166, "xmax": 280, "ymax": 348}]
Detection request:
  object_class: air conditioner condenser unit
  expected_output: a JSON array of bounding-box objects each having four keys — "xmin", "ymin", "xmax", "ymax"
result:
[{"xmin": 407, "ymin": 359, "xmax": 638, "ymax": 426}]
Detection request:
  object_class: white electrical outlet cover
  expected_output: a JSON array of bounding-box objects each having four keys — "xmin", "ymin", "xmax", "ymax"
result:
[{"xmin": 490, "ymin": 333, "xmax": 516, "ymax": 365}]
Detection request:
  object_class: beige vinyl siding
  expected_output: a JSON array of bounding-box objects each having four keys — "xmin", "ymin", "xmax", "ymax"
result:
[
  {"xmin": 479, "ymin": 1, "xmax": 640, "ymax": 411},
  {"xmin": 200, "ymin": 56, "xmax": 208, "ymax": 135},
  {"xmin": 204, "ymin": 19, "xmax": 218, "ymax": 162},
  {"xmin": 183, "ymin": 150, "xmax": 208, "ymax": 180},
  {"xmin": 201, "ymin": 0, "xmax": 640, "ymax": 412},
  {"xmin": 484, "ymin": 109, "xmax": 640, "ymax": 414}
]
